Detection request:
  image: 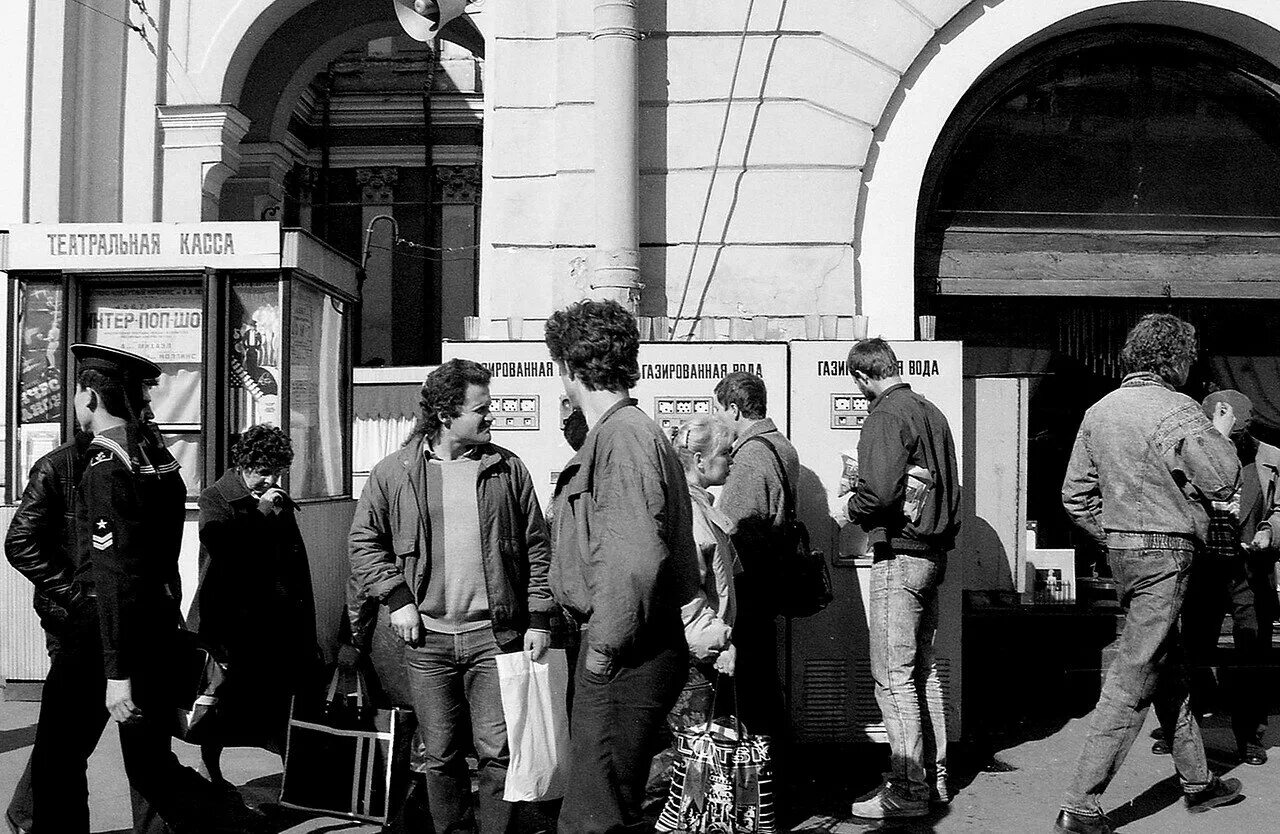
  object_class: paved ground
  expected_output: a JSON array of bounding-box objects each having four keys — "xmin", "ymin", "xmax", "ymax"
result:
[{"xmin": 2, "ymin": 692, "xmax": 1276, "ymax": 833}]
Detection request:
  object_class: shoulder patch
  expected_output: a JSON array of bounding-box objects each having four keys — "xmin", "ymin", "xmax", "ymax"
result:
[{"xmin": 90, "ymin": 451, "xmax": 113, "ymax": 467}]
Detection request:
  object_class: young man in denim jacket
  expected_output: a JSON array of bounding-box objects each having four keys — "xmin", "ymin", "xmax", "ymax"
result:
[{"xmin": 1055, "ymin": 314, "xmax": 1244, "ymax": 834}]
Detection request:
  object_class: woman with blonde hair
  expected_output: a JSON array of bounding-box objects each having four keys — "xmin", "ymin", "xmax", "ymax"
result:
[{"xmin": 647, "ymin": 413, "xmax": 741, "ymax": 805}]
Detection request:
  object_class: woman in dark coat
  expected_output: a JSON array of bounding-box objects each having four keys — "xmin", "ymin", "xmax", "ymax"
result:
[{"xmin": 192, "ymin": 424, "xmax": 319, "ymax": 785}]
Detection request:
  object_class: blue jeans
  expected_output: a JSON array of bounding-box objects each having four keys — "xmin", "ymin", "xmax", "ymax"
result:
[
  {"xmin": 869, "ymin": 550, "xmax": 948, "ymax": 802},
  {"xmin": 405, "ymin": 628, "xmax": 515, "ymax": 834},
  {"xmin": 1062, "ymin": 547, "xmax": 1211, "ymax": 817}
]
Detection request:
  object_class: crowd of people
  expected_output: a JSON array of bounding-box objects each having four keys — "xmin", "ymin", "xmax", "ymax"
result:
[{"xmin": 3, "ymin": 303, "xmax": 1272, "ymax": 834}]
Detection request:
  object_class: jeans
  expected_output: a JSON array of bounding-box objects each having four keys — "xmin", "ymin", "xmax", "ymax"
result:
[
  {"xmin": 1062, "ymin": 547, "xmax": 1211, "ymax": 817},
  {"xmin": 558, "ymin": 637, "xmax": 686, "ymax": 834},
  {"xmin": 869, "ymin": 549, "xmax": 948, "ymax": 802},
  {"xmin": 1182, "ymin": 552, "xmax": 1275, "ymax": 747},
  {"xmin": 404, "ymin": 628, "xmax": 514, "ymax": 834}
]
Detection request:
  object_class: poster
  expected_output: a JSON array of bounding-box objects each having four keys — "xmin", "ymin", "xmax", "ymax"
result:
[
  {"xmin": 230, "ymin": 282, "xmax": 281, "ymax": 431},
  {"xmin": 18, "ymin": 284, "xmax": 64, "ymax": 424},
  {"xmin": 83, "ymin": 286, "xmax": 204, "ymax": 364}
]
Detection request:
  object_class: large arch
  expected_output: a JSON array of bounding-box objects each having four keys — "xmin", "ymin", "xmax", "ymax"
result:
[{"xmin": 856, "ymin": 0, "xmax": 1280, "ymax": 338}]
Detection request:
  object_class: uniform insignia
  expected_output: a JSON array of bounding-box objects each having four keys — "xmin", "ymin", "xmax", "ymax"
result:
[
  {"xmin": 90, "ymin": 451, "xmax": 112, "ymax": 467},
  {"xmin": 92, "ymin": 518, "xmax": 113, "ymax": 551}
]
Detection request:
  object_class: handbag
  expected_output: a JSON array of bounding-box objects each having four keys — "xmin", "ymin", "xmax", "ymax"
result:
[
  {"xmin": 171, "ymin": 628, "xmax": 229, "ymax": 745},
  {"xmin": 280, "ymin": 667, "xmax": 413, "ymax": 825},
  {"xmin": 744, "ymin": 435, "xmax": 834, "ymax": 618},
  {"xmin": 656, "ymin": 676, "xmax": 776, "ymax": 834}
]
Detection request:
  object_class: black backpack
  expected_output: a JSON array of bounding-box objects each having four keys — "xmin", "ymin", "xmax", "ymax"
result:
[{"xmin": 743, "ymin": 435, "xmax": 834, "ymax": 618}]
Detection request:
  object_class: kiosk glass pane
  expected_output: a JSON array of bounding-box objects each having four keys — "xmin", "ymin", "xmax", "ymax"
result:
[
  {"xmin": 16, "ymin": 281, "xmax": 66, "ymax": 483},
  {"xmin": 230, "ymin": 280, "xmax": 283, "ymax": 433},
  {"xmin": 289, "ymin": 282, "xmax": 346, "ymax": 498}
]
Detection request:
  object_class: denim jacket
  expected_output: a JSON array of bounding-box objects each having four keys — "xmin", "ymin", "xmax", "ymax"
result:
[{"xmin": 1062, "ymin": 372, "xmax": 1240, "ymax": 549}]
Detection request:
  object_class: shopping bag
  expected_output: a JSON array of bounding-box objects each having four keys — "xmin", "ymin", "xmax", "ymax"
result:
[
  {"xmin": 170, "ymin": 629, "xmax": 229, "ymax": 746},
  {"xmin": 279, "ymin": 667, "xmax": 413, "ymax": 825},
  {"xmin": 656, "ymin": 678, "xmax": 775, "ymax": 834},
  {"xmin": 495, "ymin": 648, "xmax": 571, "ymax": 801}
]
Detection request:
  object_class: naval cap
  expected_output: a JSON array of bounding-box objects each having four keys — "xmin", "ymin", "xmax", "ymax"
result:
[{"xmin": 70, "ymin": 343, "xmax": 162, "ymax": 382}]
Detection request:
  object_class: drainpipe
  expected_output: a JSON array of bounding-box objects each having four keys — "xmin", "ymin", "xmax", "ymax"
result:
[{"xmin": 589, "ymin": 0, "xmax": 641, "ymax": 312}]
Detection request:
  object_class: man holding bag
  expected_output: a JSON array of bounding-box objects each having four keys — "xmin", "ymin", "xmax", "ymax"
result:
[{"xmin": 349, "ymin": 358, "xmax": 554, "ymax": 834}]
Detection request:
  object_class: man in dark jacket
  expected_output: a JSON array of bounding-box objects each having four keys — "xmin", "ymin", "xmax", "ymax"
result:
[
  {"xmin": 30, "ymin": 344, "xmax": 260, "ymax": 834},
  {"xmin": 546, "ymin": 300, "xmax": 699, "ymax": 834},
  {"xmin": 1055, "ymin": 315, "xmax": 1243, "ymax": 834},
  {"xmin": 832, "ymin": 338, "xmax": 959, "ymax": 821},
  {"xmin": 348, "ymin": 358, "xmax": 553, "ymax": 834},
  {"xmin": 712, "ymin": 371, "xmax": 799, "ymax": 744},
  {"xmin": 5, "ymin": 391, "xmax": 169, "ymax": 834}
]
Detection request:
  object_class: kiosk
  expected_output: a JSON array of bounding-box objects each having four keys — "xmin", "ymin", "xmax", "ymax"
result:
[{"xmin": 1, "ymin": 222, "xmax": 357, "ymax": 681}]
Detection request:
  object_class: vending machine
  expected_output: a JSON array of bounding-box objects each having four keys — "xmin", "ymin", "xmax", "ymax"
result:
[
  {"xmin": 786, "ymin": 341, "xmax": 964, "ymax": 743},
  {"xmin": 441, "ymin": 340, "xmax": 791, "ymax": 509}
]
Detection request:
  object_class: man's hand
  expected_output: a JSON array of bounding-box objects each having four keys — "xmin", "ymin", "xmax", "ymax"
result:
[
  {"xmin": 828, "ymin": 490, "xmax": 852, "ymax": 528},
  {"xmin": 1212, "ymin": 401, "xmax": 1235, "ymax": 438},
  {"xmin": 106, "ymin": 678, "xmax": 140, "ymax": 724},
  {"xmin": 713, "ymin": 644, "xmax": 737, "ymax": 676},
  {"xmin": 1249, "ymin": 527, "xmax": 1273, "ymax": 552},
  {"xmin": 524, "ymin": 629, "xmax": 551, "ymax": 661},
  {"xmin": 584, "ymin": 646, "xmax": 612, "ymax": 677},
  {"xmin": 388, "ymin": 603, "xmax": 421, "ymax": 645}
]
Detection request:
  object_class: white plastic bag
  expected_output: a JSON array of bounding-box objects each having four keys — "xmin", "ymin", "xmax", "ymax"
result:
[{"xmin": 495, "ymin": 648, "xmax": 571, "ymax": 801}]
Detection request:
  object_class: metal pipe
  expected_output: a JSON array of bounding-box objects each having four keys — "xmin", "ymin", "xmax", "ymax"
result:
[{"xmin": 589, "ymin": 0, "xmax": 642, "ymax": 311}]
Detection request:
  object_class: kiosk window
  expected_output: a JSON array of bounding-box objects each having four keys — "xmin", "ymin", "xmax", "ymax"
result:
[
  {"xmin": 230, "ymin": 280, "xmax": 283, "ymax": 433},
  {"xmin": 289, "ymin": 282, "xmax": 346, "ymax": 498},
  {"xmin": 15, "ymin": 281, "xmax": 66, "ymax": 486},
  {"xmin": 83, "ymin": 284, "xmax": 204, "ymax": 496}
]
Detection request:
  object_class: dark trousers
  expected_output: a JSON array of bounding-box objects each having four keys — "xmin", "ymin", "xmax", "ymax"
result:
[
  {"xmin": 8, "ymin": 756, "xmax": 168, "ymax": 834},
  {"xmin": 29, "ymin": 605, "xmax": 251, "ymax": 834},
  {"xmin": 558, "ymin": 640, "xmax": 686, "ymax": 834},
  {"xmin": 1182, "ymin": 553, "xmax": 1276, "ymax": 747},
  {"xmin": 732, "ymin": 574, "xmax": 786, "ymax": 743}
]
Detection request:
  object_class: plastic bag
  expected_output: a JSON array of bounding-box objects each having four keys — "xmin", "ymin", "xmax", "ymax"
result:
[{"xmin": 495, "ymin": 648, "xmax": 571, "ymax": 801}]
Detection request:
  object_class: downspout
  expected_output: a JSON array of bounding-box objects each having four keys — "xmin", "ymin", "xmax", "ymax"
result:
[{"xmin": 589, "ymin": 0, "xmax": 641, "ymax": 312}]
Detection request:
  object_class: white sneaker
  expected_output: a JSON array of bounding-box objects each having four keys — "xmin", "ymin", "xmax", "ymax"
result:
[{"xmin": 849, "ymin": 787, "xmax": 928, "ymax": 820}]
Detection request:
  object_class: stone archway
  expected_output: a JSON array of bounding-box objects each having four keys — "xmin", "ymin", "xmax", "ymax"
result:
[{"xmin": 856, "ymin": 0, "xmax": 1280, "ymax": 338}]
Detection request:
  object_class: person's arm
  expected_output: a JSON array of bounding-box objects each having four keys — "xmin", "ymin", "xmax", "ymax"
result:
[
  {"xmin": 4, "ymin": 458, "xmax": 79, "ymax": 612},
  {"xmin": 194, "ymin": 490, "xmax": 239, "ymax": 642},
  {"xmin": 509, "ymin": 455, "xmax": 552, "ymax": 658},
  {"xmin": 716, "ymin": 442, "xmax": 774, "ymax": 532},
  {"xmin": 848, "ymin": 412, "xmax": 911, "ymax": 527},
  {"xmin": 1061, "ymin": 424, "xmax": 1106, "ymax": 549},
  {"xmin": 348, "ymin": 466, "xmax": 418, "ymax": 643},
  {"xmin": 584, "ymin": 436, "xmax": 680, "ymax": 671}
]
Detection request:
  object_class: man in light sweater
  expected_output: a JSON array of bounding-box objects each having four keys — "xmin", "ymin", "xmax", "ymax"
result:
[{"xmin": 349, "ymin": 359, "xmax": 553, "ymax": 834}]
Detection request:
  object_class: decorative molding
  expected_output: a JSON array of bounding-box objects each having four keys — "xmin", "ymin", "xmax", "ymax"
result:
[
  {"xmin": 325, "ymin": 144, "xmax": 480, "ymax": 169},
  {"xmin": 357, "ymin": 167, "xmax": 400, "ymax": 204},
  {"xmin": 436, "ymin": 165, "xmax": 482, "ymax": 204}
]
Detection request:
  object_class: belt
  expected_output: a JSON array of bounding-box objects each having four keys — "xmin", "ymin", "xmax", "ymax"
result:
[{"xmin": 1105, "ymin": 531, "xmax": 1196, "ymax": 551}]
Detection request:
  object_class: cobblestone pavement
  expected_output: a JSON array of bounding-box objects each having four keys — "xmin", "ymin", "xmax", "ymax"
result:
[{"xmin": 2, "ymin": 695, "xmax": 1276, "ymax": 833}]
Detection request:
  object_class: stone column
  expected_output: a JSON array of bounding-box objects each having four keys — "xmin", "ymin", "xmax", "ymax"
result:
[
  {"xmin": 590, "ymin": 0, "xmax": 641, "ymax": 311},
  {"xmin": 157, "ymin": 104, "xmax": 251, "ymax": 222}
]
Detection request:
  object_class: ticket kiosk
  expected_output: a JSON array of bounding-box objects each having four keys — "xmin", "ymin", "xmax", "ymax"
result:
[
  {"xmin": 1, "ymin": 222, "xmax": 358, "ymax": 680},
  {"xmin": 787, "ymin": 340, "xmax": 964, "ymax": 743}
]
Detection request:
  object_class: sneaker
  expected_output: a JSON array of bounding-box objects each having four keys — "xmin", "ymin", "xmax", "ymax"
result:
[
  {"xmin": 849, "ymin": 786, "xmax": 928, "ymax": 820},
  {"xmin": 1184, "ymin": 777, "xmax": 1243, "ymax": 813},
  {"xmin": 931, "ymin": 780, "xmax": 951, "ymax": 804},
  {"xmin": 1238, "ymin": 742, "xmax": 1267, "ymax": 766}
]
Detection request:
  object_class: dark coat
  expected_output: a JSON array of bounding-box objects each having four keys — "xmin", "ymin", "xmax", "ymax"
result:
[{"xmin": 192, "ymin": 468, "xmax": 318, "ymax": 747}]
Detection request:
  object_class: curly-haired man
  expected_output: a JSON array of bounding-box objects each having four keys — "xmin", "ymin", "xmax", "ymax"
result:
[
  {"xmin": 545, "ymin": 300, "xmax": 699, "ymax": 834},
  {"xmin": 349, "ymin": 358, "xmax": 553, "ymax": 834},
  {"xmin": 1055, "ymin": 314, "xmax": 1244, "ymax": 834}
]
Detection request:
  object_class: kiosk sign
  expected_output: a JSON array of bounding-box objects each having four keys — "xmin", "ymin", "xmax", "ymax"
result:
[{"xmin": 2, "ymin": 222, "xmax": 281, "ymax": 270}]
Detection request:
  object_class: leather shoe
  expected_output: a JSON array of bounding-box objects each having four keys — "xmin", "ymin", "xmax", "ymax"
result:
[
  {"xmin": 1185, "ymin": 776, "xmax": 1243, "ymax": 813},
  {"xmin": 1151, "ymin": 738, "xmax": 1171, "ymax": 755},
  {"xmin": 1053, "ymin": 809, "xmax": 1112, "ymax": 833},
  {"xmin": 5, "ymin": 810, "xmax": 31, "ymax": 834},
  {"xmin": 1239, "ymin": 743, "xmax": 1267, "ymax": 766}
]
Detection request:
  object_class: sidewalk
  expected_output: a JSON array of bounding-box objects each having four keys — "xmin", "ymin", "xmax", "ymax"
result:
[{"xmin": 2, "ymin": 692, "xmax": 1277, "ymax": 833}]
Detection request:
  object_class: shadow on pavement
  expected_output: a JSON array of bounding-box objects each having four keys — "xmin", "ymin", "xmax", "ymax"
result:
[{"xmin": 0, "ymin": 723, "xmax": 37, "ymax": 755}]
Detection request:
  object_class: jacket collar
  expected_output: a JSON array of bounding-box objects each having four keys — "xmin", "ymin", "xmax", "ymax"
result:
[
  {"xmin": 731, "ymin": 417, "xmax": 779, "ymax": 453},
  {"xmin": 868, "ymin": 382, "xmax": 910, "ymax": 413},
  {"xmin": 401, "ymin": 441, "xmax": 504, "ymax": 475},
  {"xmin": 1120, "ymin": 371, "xmax": 1174, "ymax": 391},
  {"xmin": 554, "ymin": 399, "xmax": 639, "ymax": 499},
  {"xmin": 214, "ymin": 467, "xmax": 256, "ymax": 505}
]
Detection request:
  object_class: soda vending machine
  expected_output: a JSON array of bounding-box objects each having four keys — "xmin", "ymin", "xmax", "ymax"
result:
[
  {"xmin": 786, "ymin": 340, "xmax": 964, "ymax": 743},
  {"xmin": 441, "ymin": 340, "xmax": 791, "ymax": 508}
]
